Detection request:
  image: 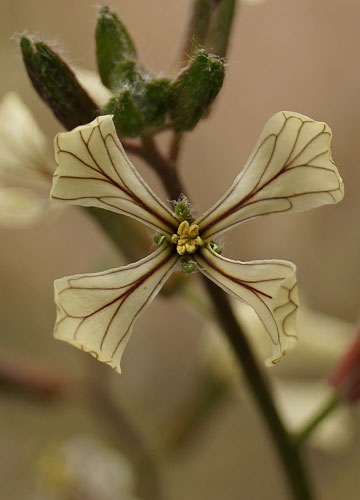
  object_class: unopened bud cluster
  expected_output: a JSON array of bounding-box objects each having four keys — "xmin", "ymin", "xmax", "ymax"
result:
[{"xmin": 20, "ymin": 5, "xmax": 226, "ymax": 138}]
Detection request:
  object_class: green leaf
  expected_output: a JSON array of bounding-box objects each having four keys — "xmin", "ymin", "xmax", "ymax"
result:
[{"xmin": 20, "ymin": 37, "xmax": 98, "ymax": 130}]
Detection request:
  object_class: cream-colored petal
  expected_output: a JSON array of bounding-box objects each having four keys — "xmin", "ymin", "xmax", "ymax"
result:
[
  {"xmin": 196, "ymin": 111, "xmax": 344, "ymax": 239},
  {"xmin": 51, "ymin": 116, "xmax": 178, "ymax": 236},
  {"xmin": 196, "ymin": 246, "xmax": 298, "ymax": 364},
  {"xmin": 0, "ymin": 92, "xmax": 54, "ymax": 186},
  {"xmin": 0, "ymin": 186, "xmax": 60, "ymax": 227},
  {"xmin": 54, "ymin": 246, "xmax": 179, "ymax": 373},
  {"xmin": 74, "ymin": 68, "xmax": 112, "ymax": 107}
]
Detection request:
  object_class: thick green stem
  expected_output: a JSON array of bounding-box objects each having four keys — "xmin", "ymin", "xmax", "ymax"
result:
[{"xmin": 295, "ymin": 392, "xmax": 340, "ymax": 446}]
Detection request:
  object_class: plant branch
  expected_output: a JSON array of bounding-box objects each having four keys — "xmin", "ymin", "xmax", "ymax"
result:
[
  {"xmin": 138, "ymin": 138, "xmax": 316, "ymax": 500},
  {"xmin": 294, "ymin": 392, "xmax": 340, "ymax": 446}
]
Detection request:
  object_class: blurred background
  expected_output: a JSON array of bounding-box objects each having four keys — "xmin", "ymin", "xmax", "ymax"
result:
[{"xmin": 0, "ymin": 0, "xmax": 360, "ymax": 498}]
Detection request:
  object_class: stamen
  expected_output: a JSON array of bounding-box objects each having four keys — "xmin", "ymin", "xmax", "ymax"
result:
[{"xmin": 171, "ymin": 222, "xmax": 204, "ymax": 256}]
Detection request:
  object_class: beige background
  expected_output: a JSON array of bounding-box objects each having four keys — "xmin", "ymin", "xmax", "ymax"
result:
[{"xmin": 0, "ymin": 1, "xmax": 359, "ymax": 499}]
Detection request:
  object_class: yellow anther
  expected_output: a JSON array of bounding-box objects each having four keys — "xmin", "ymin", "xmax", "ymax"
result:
[
  {"xmin": 178, "ymin": 220, "xmax": 189, "ymax": 236},
  {"xmin": 188, "ymin": 224, "xmax": 199, "ymax": 238},
  {"xmin": 177, "ymin": 245, "xmax": 186, "ymax": 255},
  {"xmin": 194, "ymin": 236, "xmax": 204, "ymax": 246},
  {"xmin": 185, "ymin": 243, "xmax": 196, "ymax": 253},
  {"xmin": 171, "ymin": 234, "xmax": 179, "ymax": 244}
]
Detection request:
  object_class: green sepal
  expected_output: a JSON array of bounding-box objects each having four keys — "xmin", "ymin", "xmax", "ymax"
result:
[
  {"xmin": 169, "ymin": 49, "xmax": 225, "ymax": 131},
  {"xmin": 207, "ymin": 0, "xmax": 236, "ymax": 58},
  {"xmin": 181, "ymin": 256, "xmax": 197, "ymax": 274},
  {"xmin": 96, "ymin": 6, "xmax": 137, "ymax": 89},
  {"xmin": 108, "ymin": 90, "xmax": 145, "ymax": 138},
  {"xmin": 153, "ymin": 232, "xmax": 166, "ymax": 246},
  {"xmin": 109, "ymin": 60, "xmax": 145, "ymax": 90},
  {"xmin": 209, "ymin": 240, "xmax": 223, "ymax": 254},
  {"xmin": 20, "ymin": 37, "xmax": 98, "ymax": 130},
  {"xmin": 175, "ymin": 199, "xmax": 192, "ymax": 221}
]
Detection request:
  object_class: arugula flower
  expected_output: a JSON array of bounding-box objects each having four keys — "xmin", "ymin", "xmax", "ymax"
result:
[
  {"xmin": 0, "ymin": 73, "xmax": 110, "ymax": 227},
  {"xmin": 50, "ymin": 112, "xmax": 343, "ymax": 373}
]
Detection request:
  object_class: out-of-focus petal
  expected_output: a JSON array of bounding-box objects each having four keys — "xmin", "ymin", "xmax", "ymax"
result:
[
  {"xmin": 196, "ymin": 246, "xmax": 298, "ymax": 364},
  {"xmin": 0, "ymin": 92, "xmax": 53, "ymax": 185},
  {"xmin": 0, "ymin": 186, "xmax": 59, "ymax": 227},
  {"xmin": 51, "ymin": 115, "xmax": 178, "ymax": 236},
  {"xmin": 54, "ymin": 245, "xmax": 179, "ymax": 373},
  {"xmin": 196, "ymin": 111, "xmax": 344, "ymax": 239},
  {"xmin": 74, "ymin": 68, "xmax": 112, "ymax": 107}
]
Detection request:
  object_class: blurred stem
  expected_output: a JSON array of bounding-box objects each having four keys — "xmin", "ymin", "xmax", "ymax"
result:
[
  {"xmin": 0, "ymin": 349, "xmax": 67, "ymax": 401},
  {"xmin": 294, "ymin": 392, "xmax": 341, "ymax": 446},
  {"xmin": 169, "ymin": 132, "xmax": 184, "ymax": 163}
]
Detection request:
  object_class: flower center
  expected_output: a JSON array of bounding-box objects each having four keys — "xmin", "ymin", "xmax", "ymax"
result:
[{"xmin": 171, "ymin": 221, "xmax": 204, "ymax": 255}]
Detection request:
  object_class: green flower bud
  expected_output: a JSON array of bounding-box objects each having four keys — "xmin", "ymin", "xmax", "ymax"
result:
[
  {"xmin": 20, "ymin": 37, "xmax": 98, "ymax": 130},
  {"xmin": 96, "ymin": 6, "xmax": 137, "ymax": 89},
  {"xmin": 207, "ymin": 0, "xmax": 236, "ymax": 58},
  {"xmin": 142, "ymin": 78, "xmax": 171, "ymax": 127},
  {"xmin": 108, "ymin": 90, "xmax": 145, "ymax": 138},
  {"xmin": 169, "ymin": 49, "xmax": 225, "ymax": 131}
]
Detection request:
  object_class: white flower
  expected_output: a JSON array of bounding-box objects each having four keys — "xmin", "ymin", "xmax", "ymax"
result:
[
  {"xmin": 50, "ymin": 112, "xmax": 344, "ymax": 373},
  {"xmin": 203, "ymin": 302, "xmax": 355, "ymax": 452},
  {"xmin": 0, "ymin": 74, "xmax": 111, "ymax": 227},
  {"xmin": 0, "ymin": 92, "xmax": 57, "ymax": 226}
]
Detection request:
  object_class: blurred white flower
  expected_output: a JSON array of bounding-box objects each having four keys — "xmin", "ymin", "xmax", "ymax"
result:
[
  {"xmin": 202, "ymin": 302, "xmax": 355, "ymax": 452},
  {"xmin": 0, "ymin": 92, "xmax": 57, "ymax": 227},
  {"xmin": 33, "ymin": 436, "xmax": 140, "ymax": 500},
  {"xmin": 0, "ymin": 71, "xmax": 111, "ymax": 227}
]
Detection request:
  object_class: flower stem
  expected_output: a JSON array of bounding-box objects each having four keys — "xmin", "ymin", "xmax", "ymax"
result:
[
  {"xmin": 137, "ymin": 138, "xmax": 316, "ymax": 500},
  {"xmin": 294, "ymin": 392, "xmax": 340, "ymax": 446}
]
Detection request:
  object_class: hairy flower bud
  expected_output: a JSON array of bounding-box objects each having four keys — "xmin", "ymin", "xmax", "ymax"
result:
[
  {"xmin": 96, "ymin": 6, "xmax": 137, "ymax": 90},
  {"xmin": 20, "ymin": 37, "xmax": 98, "ymax": 130},
  {"xmin": 104, "ymin": 91, "xmax": 144, "ymax": 138},
  {"xmin": 142, "ymin": 78, "xmax": 171, "ymax": 128},
  {"xmin": 169, "ymin": 49, "xmax": 225, "ymax": 131}
]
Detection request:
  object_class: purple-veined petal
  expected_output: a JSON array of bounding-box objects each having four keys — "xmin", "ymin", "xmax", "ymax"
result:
[
  {"xmin": 195, "ymin": 246, "xmax": 298, "ymax": 365},
  {"xmin": 51, "ymin": 116, "xmax": 178, "ymax": 236},
  {"xmin": 54, "ymin": 245, "xmax": 179, "ymax": 373},
  {"xmin": 196, "ymin": 111, "xmax": 344, "ymax": 239}
]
